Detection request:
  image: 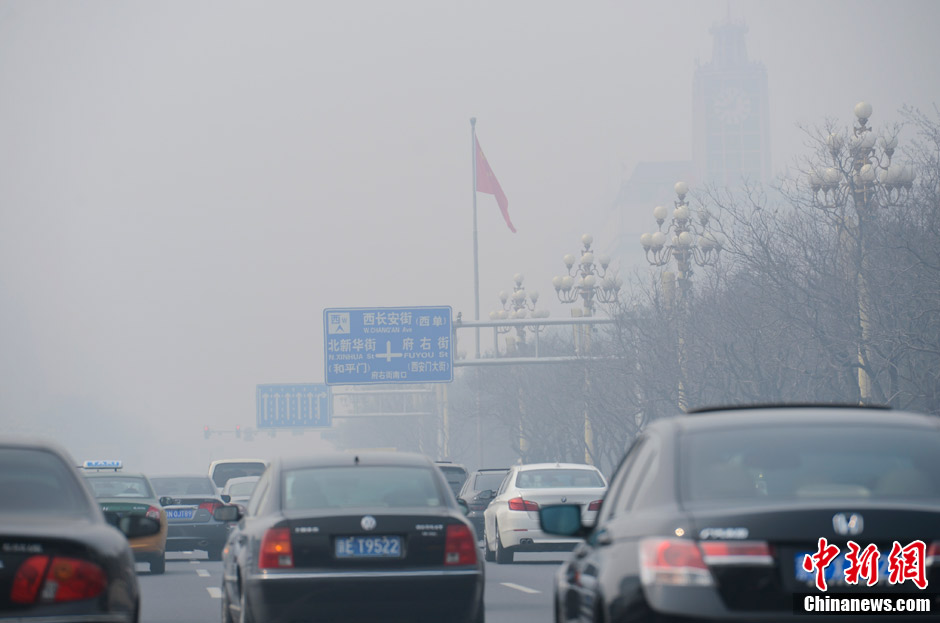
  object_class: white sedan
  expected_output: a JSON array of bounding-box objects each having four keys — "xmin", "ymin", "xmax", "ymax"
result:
[{"xmin": 483, "ymin": 462, "xmax": 607, "ymax": 563}]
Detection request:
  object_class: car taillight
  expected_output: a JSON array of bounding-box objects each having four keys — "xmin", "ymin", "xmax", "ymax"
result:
[
  {"xmin": 11, "ymin": 555, "xmax": 106, "ymax": 604},
  {"xmin": 639, "ymin": 538, "xmax": 713, "ymax": 587},
  {"xmin": 146, "ymin": 505, "xmax": 161, "ymax": 520},
  {"xmin": 444, "ymin": 524, "xmax": 477, "ymax": 566},
  {"xmin": 11, "ymin": 556, "xmax": 48, "ymax": 603},
  {"xmin": 199, "ymin": 502, "xmax": 221, "ymax": 515},
  {"xmin": 587, "ymin": 500, "xmax": 603, "ymax": 511},
  {"xmin": 507, "ymin": 497, "xmax": 539, "ymax": 511},
  {"xmin": 699, "ymin": 540, "xmax": 773, "ymax": 566},
  {"xmin": 259, "ymin": 527, "xmax": 293, "ymax": 569}
]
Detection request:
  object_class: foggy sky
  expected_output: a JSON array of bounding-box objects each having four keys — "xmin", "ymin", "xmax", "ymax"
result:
[{"xmin": 1, "ymin": 0, "xmax": 937, "ymax": 473}]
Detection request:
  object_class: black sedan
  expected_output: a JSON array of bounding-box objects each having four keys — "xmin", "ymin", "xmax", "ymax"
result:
[
  {"xmin": 0, "ymin": 438, "xmax": 160, "ymax": 623},
  {"xmin": 150, "ymin": 474, "xmax": 233, "ymax": 560},
  {"xmin": 540, "ymin": 406, "xmax": 940, "ymax": 622},
  {"xmin": 219, "ymin": 451, "xmax": 485, "ymax": 623}
]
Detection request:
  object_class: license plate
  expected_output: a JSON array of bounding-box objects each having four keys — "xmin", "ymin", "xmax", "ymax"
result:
[
  {"xmin": 335, "ymin": 536, "xmax": 402, "ymax": 558},
  {"xmin": 166, "ymin": 508, "xmax": 195, "ymax": 520},
  {"xmin": 795, "ymin": 552, "xmax": 893, "ymax": 586}
]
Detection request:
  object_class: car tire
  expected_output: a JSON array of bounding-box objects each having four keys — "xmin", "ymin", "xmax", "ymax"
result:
[
  {"xmin": 494, "ymin": 521, "xmax": 513, "ymax": 564},
  {"xmin": 207, "ymin": 545, "xmax": 224, "ymax": 562},
  {"xmin": 238, "ymin": 584, "xmax": 254, "ymax": 623},
  {"xmin": 483, "ymin": 532, "xmax": 495, "ymax": 562},
  {"xmin": 150, "ymin": 554, "xmax": 166, "ymax": 575},
  {"xmin": 221, "ymin": 586, "xmax": 235, "ymax": 623}
]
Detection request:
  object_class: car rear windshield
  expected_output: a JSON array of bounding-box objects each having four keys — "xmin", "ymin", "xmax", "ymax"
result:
[
  {"xmin": 473, "ymin": 471, "xmax": 508, "ymax": 491},
  {"xmin": 86, "ymin": 476, "xmax": 154, "ymax": 499},
  {"xmin": 211, "ymin": 462, "xmax": 267, "ymax": 488},
  {"xmin": 516, "ymin": 469, "xmax": 606, "ymax": 489},
  {"xmin": 151, "ymin": 477, "xmax": 216, "ymax": 496},
  {"xmin": 681, "ymin": 425, "xmax": 940, "ymax": 505},
  {"xmin": 0, "ymin": 448, "xmax": 93, "ymax": 516},
  {"xmin": 283, "ymin": 466, "xmax": 444, "ymax": 510}
]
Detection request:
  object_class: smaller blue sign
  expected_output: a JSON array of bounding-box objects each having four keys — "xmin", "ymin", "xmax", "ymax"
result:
[{"xmin": 256, "ymin": 383, "xmax": 331, "ymax": 429}]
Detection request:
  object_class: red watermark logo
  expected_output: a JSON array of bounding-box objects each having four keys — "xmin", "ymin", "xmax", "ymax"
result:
[{"xmin": 802, "ymin": 538, "xmax": 928, "ymax": 592}]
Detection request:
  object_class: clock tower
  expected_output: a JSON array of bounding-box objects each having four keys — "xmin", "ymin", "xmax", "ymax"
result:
[{"xmin": 692, "ymin": 18, "xmax": 771, "ymax": 186}]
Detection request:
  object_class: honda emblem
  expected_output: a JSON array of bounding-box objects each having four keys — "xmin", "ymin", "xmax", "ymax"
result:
[{"xmin": 832, "ymin": 513, "xmax": 863, "ymax": 536}]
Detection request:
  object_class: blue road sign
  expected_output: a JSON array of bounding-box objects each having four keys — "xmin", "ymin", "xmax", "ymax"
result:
[
  {"xmin": 256, "ymin": 383, "xmax": 331, "ymax": 428},
  {"xmin": 323, "ymin": 306, "xmax": 453, "ymax": 385}
]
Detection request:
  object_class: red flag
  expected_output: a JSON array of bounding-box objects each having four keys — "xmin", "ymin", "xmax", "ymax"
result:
[{"xmin": 475, "ymin": 137, "xmax": 516, "ymax": 233}]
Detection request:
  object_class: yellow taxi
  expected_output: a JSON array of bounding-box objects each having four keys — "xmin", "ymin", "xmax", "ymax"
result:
[{"xmin": 81, "ymin": 460, "xmax": 169, "ymax": 573}]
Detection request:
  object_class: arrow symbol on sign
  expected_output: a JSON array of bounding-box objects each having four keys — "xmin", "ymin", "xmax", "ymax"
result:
[{"xmin": 377, "ymin": 341, "xmax": 403, "ymax": 362}]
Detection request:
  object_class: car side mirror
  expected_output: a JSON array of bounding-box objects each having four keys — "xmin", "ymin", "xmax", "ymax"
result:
[
  {"xmin": 457, "ymin": 498, "xmax": 470, "ymax": 517},
  {"xmin": 539, "ymin": 504, "xmax": 589, "ymax": 538},
  {"xmin": 159, "ymin": 496, "xmax": 174, "ymax": 507},
  {"xmin": 221, "ymin": 494, "xmax": 231, "ymax": 503},
  {"xmin": 480, "ymin": 489, "xmax": 495, "ymax": 500},
  {"xmin": 118, "ymin": 515, "xmax": 161, "ymax": 539},
  {"xmin": 213, "ymin": 505, "xmax": 242, "ymax": 522}
]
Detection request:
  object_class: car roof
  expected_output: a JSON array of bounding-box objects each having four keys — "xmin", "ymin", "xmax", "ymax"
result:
[
  {"xmin": 208, "ymin": 458, "xmax": 269, "ymax": 467},
  {"xmin": 661, "ymin": 406, "xmax": 940, "ymax": 435},
  {"xmin": 277, "ymin": 451, "xmax": 434, "ymax": 471},
  {"xmin": 475, "ymin": 467, "xmax": 509, "ymax": 472},
  {"xmin": 515, "ymin": 462, "xmax": 601, "ymax": 471},
  {"xmin": 0, "ymin": 436, "xmax": 93, "ymax": 477},
  {"xmin": 150, "ymin": 474, "xmax": 213, "ymax": 479},
  {"xmin": 0, "ymin": 435, "xmax": 73, "ymax": 454}
]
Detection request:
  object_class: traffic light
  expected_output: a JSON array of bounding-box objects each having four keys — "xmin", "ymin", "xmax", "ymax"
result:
[
  {"xmin": 235, "ymin": 425, "xmax": 241, "ymax": 439},
  {"xmin": 203, "ymin": 425, "xmax": 210, "ymax": 439}
]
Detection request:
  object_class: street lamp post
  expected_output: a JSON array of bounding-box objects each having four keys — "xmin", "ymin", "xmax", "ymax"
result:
[
  {"xmin": 490, "ymin": 274, "xmax": 549, "ymax": 459},
  {"xmin": 640, "ymin": 182, "xmax": 722, "ymax": 412},
  {"xmin": 490, "ymin": 273, "xmax": 550, "ymax": 355},
  {"xmin": 553, "ymin": 235, "xmax": 622, "ymax": 321},
  {"xmin": 553, "ymin": 234, "xmax": 622, "ymax": 465},
  {"xmin": 808, "ymin": 102, "xmax": 915, "ymax": 404}
]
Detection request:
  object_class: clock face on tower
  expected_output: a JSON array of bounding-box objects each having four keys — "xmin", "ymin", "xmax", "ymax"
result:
[{"xmin": 713, "ymin": 87, "xmax": 752, "ymax": 125}]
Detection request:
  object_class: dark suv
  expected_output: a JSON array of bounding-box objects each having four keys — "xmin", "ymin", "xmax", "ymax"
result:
[
  {"xmin": 457, "ymin": 467, "xmax": 509, "ymax": 539},
  {"xmin": 434, "ymin": 461, "xmax": 469, "ymax": 498}
]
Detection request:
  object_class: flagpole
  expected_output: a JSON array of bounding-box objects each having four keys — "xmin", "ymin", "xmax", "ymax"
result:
[
  {"xmin": 471, "ymin": 117, "xmax": 480, "ymax": 358},
  {"xmin": 471, "ymin": 117, "xmax": 483, "ymax": 470}
]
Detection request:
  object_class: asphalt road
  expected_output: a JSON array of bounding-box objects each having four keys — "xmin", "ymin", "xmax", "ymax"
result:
[{"xmin": 138, "ymin": 549, "xmax": 564, "ymax": 623}]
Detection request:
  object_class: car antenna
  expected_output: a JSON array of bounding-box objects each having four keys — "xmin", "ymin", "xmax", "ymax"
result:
[{"xmin": 354, "ymin": 455, "xmax": 359, "ymax": 465}]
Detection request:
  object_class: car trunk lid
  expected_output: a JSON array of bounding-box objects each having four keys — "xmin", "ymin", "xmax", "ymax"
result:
[
  {"xmin": 685, "ymin": 503, "xmax": 940, "ymax": 611},
  {"xmin": 283, "ymin": 510, "xmax": 472, "ymax": 569}
]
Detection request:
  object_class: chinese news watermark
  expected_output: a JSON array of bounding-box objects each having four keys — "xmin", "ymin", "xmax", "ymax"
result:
[{"xmin": 802, "ymin": 538, "xmax": 928, "ymax": 592}]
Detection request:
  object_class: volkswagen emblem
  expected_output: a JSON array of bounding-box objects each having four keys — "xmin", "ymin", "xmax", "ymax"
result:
[
  {"xmin": 832, "ymin": 513, "xmax": 863, "ymax": 536},
  {"xmin": 360, "ymin": 515, "xmax": 377, "ymax": 531},
  {"xmin": 561, "ymin": 496, "xmax": 567, "ymax": 503}
]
